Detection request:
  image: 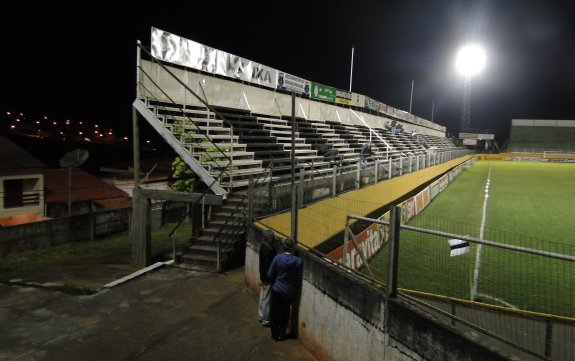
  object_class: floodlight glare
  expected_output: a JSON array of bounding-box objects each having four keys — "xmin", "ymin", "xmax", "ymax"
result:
[{"xmin": 455, "ymin": 44, "xmax": 486, "ymax": 76}]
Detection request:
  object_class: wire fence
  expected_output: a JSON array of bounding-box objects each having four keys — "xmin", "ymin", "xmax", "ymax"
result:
[
  {"xmin": 335, "ymin": 212, "xmax": 575, "ymax": 361},
  {"xmin": 395, "ymin": 215, "xmax": 575, "ymax": 318}
]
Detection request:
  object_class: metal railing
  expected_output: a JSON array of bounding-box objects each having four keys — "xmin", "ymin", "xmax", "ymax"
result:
[
  {"xmin": 136, "ymin": 43, "xmax": 242, "ymax": 193},
  {"xmin": 251, "ymin": 149, "xmax": 472, "ymax": 217},
  {"xmin": 336, "ymin": 209, "xmax": 575, "ymax": 361}
]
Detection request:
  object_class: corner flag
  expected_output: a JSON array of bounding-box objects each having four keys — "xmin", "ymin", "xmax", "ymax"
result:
[{"xmin": 448, "ymin": 239, "xmax": 470, "ymax": 256}]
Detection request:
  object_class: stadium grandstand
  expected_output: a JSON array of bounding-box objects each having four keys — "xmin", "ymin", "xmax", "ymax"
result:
[
  {"xmin": 129, "ymin": 28, "xmax": 574, "ymax": 361},
  {"xmin": 132, "ymin": 28, "xmax": 465, "ymax": 268}
]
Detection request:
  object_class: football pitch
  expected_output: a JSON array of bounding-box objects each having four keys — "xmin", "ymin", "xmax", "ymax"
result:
[{"xmin": 369, "ymin": 160, "xmax": 575, "ymax": 318}]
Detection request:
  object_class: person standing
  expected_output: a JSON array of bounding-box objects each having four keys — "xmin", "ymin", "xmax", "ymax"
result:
[
  {"xmin": 258, "ymin": 230, "xmax": 276, "ymax": 327},
  {"xmin": 267, "ymin": 237, "xmax": 302, "ymax": 341}
]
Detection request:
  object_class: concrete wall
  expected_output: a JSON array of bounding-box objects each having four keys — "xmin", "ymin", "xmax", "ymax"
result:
[
  {"xmin": 245, "ymin": 229, "xmax": 512, "ymax": 361},
  {"xmin": 0, "ymin": 208, "xmax": 130, "ymax": 257},
  {"xmin": 140, "ymin": 60, "xmax": 446, "ymax": 137}
]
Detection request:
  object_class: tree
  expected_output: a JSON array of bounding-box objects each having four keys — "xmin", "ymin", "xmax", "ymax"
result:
[{"xmin": 171, "ymin": 157, "xmax": 195, "ymax": 192}]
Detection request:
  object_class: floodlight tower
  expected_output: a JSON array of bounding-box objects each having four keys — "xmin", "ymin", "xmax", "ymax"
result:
[{"xmin": 455, "ymin": 44, "xmax": 486, "ymax": 134}]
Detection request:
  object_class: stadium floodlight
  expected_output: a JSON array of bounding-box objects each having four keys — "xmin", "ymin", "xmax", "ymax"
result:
[
  {"xmin": 455, "ymin": 44, "xmax": 486, "ymax": 76},
  {"xmin": 455, "ymin": 44, "xmax": 487, "ymax": 134}
]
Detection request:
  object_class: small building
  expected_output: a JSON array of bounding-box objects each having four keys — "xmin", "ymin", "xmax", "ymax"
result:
[
  {"xmin": 0, "ymin": 136, "xmax": 48, "ymax": 226},
  {"xmin": 43, "ymin": 169, "xmax": 132, "ymax": 218}
]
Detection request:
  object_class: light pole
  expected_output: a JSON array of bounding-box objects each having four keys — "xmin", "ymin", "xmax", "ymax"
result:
[{"xmin": 455, "ymin": 44, "xmax": 486, "ymax": 134}]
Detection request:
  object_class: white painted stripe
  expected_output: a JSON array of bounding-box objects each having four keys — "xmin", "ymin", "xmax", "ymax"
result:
[
  {"xmin": 469, "ymin": 164, "xmax": 518, "ymax": 308},
  {"xmin": 471, "ymin": 163, "xmax": 492, "ymax": 300},
  {"xmin": 103, "ymin": 260, "xmax": 174, "ymax": 288}
]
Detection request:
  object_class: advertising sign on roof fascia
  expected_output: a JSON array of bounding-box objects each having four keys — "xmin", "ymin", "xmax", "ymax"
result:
[
  {"xmin": 151, "ymin": 27, "xmax": 277, "ymax": 89},
  {"xmin": 335, "ymin": 89, "xmax": 352, "ymax": 105},
  {"xmin": 311, "ymin": 82, "xmax": 336, "ymax": 102},
  {"xmin": 277, "ymin": 71, "xmax": 311, "ymax": 96},
  {"xmin": 365, "ymin": 96, "xmax": 380, "ymax": 111},
  {"xmin": 351, "ymin": 93, "xmax": 365, "ymax": 107}
]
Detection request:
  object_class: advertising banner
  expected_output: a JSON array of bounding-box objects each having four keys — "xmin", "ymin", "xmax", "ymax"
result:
[
  {"xmin": 406, "ymin": 197, "xmax": 416, "ymax": 220},
  {"xmin": 351, "ymin": 92, "xmax": 365, "ymax": 107},
  {"xmin": 151, "ymin": 27, "xmax": 216, "ymax": 71},
  {"xmin": 335, "ymin": 89, "xmax": 352, "ymax": 105},
  {"xmin": 422, "ymin": 188, "xmax": 430, "ymax": 208},
  {"xmin": 429, "ymin": 180, "xmax": 440, "ymax": 199},
  {"xmin": 151, "ymin": 27, "xmax": 277, "ymax": 89},
  {"xmin": 481, "ymin": 155, "xmax": 505, "ymax": 161},
  {"xmin": 438, "ymin": 174, "xmax": 449, "ymax": 192},
  {"xmin": 378, "ymin": 102, "xmax": 387, "ymax": 114},
  {"xmin": 277, "ymin": 71, "xmax": 310, "ymax": 96},
  {"xmin": 395, "ymin": 109, "xmax": 409, "ymax": 120},
  {"xmin": 365, "ymin": 96, "xmax": 380, "ymax": 112},
  {"xmin": 311, "ymin": 82, "xmax": 336, "ymax": 102},
  {"xmin": 326, "ymin": 221, "xmax": 386, "ymax": 270},
  {"xmin": 398, "ymin": 197, "xmax": 416, "ymax": 224},
  {"xmin": 414, "ymin": 191, "xmax": 424, "ymax": 215}
]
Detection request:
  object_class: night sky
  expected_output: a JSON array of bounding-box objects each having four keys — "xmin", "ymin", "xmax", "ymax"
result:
[{"xmin": 2, "ymin": 1, "xmax": 574, "ymax": 143}]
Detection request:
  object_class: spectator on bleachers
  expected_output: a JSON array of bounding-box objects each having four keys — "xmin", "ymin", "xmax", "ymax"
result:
[
  {"xmin": 318, "ymin": 143, "xmax": 339, "ymax": 165},
  {"xmin": 360, "ymin": 142, "xmax": 372, "ymax": 165},
  {"xmin": 390, "ymin": 120, "xmax": 397, "ymax": 135}
]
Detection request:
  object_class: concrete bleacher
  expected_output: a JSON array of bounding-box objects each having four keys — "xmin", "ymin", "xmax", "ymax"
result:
[{"xmin": 144, "ymin": 99, "xmax": 459, "ymax": 189}]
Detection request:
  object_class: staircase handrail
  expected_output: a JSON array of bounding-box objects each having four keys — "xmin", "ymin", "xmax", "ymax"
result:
[
  {"xmin": 213, "ymin": 162, "xmax": 274, "ymax": 271},
  {"xmin": 137, "ymin": 43, "xmax": 242, "ymax": 187}
]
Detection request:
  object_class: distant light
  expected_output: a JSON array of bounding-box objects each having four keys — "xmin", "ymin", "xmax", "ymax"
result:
[
  {"xmin": 123, "ymin": 136, "xmax": 129, "ymax": 140},
  {"xmin": 95, "ymin": 124, "xmax": 99, "ymax": 128},
  {"xmin": 53, "ymin": 121, "xmax": 57, "ymax": 125},
  {"xmin": 16, "ymin": 118, "xmax": 20, "ymax": 122},
  {"xmin": 6, "ymin": 112, "xmax": 11, "ymax": 115},
  {"xmin": 79, "ymin": 121, "xmax": 83, "ymax": 125},
  {"xmin": 94, "ymin": 130, "xmax": 99, "ymax": 134},
  {"xmin": 10, "ymin": 125, "xmax": 15, "ymax": 129},
  {"xmin": 108, "ymin": 131, "xmax": 113, "ymax": 135},
  {"xmin": 455, "ymin": 44, "xmax": 486, "ymax": 76},
  {"xmin": 43, "ymin": 116, "xmax": 48, "ymax": 120},
  {"xmin": 35, "ymin": 121, "xmax": 40, "ymax": 124},
  {"xmin": 84, "ymin": 137, "xmax": 91, "ymax": 142},
  {"xmin": 146, "ymin": 140, "xmax": 151, "ymax": 144},
  {"xmin": 79, "ymin": 131, "xmax": 83, "ymax": 135}
]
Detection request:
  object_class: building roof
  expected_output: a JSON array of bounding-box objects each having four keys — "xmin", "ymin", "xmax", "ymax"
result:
[
  {"xmin": 43, "ymin": 169, "xmax": 132, "ymax": 208},
  {"xmin": 0, "ymin": 136, "xmax": 46, "ymax": 173}
]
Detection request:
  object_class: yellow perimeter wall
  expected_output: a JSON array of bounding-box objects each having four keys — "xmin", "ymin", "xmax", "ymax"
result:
[
  {"xmin": 480, "ymin": 153, "xmax": 575, "ymax": 161},
  {"xmin": 256, "ymin": 155, "xmax": 475, "ymax": 249}
]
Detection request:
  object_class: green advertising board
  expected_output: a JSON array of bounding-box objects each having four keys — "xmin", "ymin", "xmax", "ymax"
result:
[{"xmin": 311, "ymin": 82, "xmax": 336, "ymax": 102}]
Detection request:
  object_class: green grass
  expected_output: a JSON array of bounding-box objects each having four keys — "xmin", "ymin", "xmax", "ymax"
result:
[
  {"xmin": 0, "ymin": 221, "xmax": 193, "ymax": 273},
  {"xmin": 368, "ymin": 160, "xmax": 575, "ymax": 318}
]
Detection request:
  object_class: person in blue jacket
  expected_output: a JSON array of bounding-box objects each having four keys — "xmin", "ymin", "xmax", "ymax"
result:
[{"xmin": 267, "ymin": 237, "xmax": 302, "ymax": 341}]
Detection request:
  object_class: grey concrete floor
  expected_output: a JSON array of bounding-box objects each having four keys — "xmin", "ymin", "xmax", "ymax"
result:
[{"xmin": 0, "ymin": 264, "xmax": 318, "ymax": 361}]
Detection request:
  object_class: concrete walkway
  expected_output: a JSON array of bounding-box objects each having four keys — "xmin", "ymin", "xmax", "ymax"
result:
[{"xmin": 0, "ymin": 264, "xmax": 318, "ymax": 361}]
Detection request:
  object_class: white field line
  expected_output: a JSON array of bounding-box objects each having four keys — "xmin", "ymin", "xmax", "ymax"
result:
[{"xmin": 470, "ymin": 162, "xmax": 517, "ymax": 309}]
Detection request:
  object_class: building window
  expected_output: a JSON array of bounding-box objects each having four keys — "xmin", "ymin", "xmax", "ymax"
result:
[{"xmin": 4, "ymin": 179, "xmax": 23, "ymax": 208}]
